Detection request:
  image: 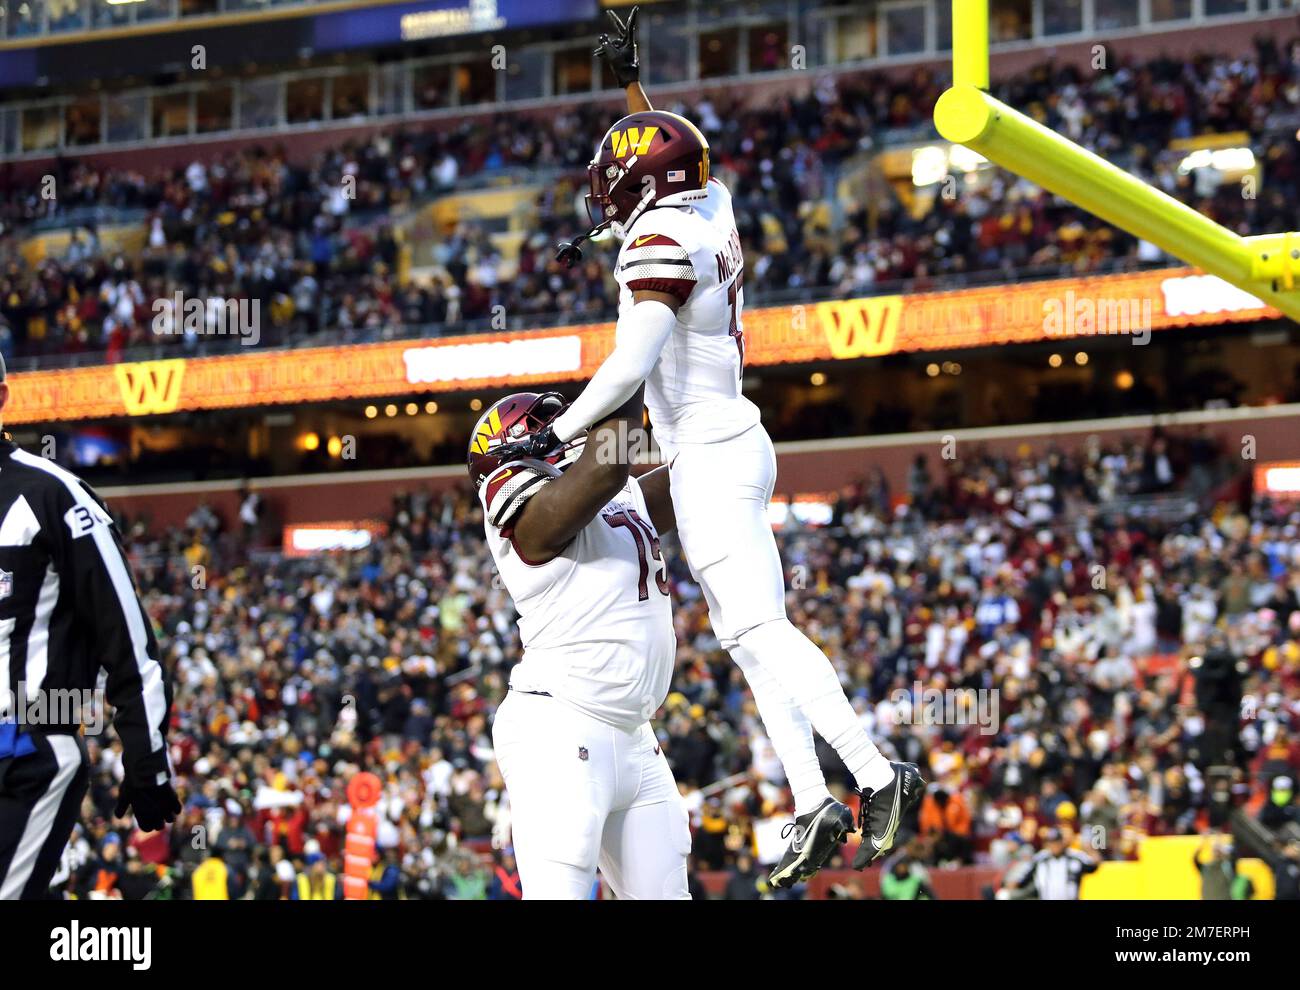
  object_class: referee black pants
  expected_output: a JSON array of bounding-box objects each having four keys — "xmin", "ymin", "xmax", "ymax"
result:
[{"xmin": 0, "ymin": 732, "xmax": 89, "ymax": 900}]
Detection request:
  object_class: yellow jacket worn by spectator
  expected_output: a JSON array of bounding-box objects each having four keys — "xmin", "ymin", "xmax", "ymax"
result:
[
  {"xmin": 192, "ymin": 855, "xmax": 230, "ymax": 900},
  {"xmin": 294, "ymin": 857, "xmax": 341, "ymax": 900}
]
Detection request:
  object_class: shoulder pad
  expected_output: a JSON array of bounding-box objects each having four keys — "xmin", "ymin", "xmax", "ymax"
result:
[{"xmin": 482, "ymin": 459, "xmax": 558, "ymax": 530}]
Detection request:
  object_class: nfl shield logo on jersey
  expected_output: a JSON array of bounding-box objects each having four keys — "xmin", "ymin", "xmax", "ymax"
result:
[
  {"xmin": 577, "ymin": 746, "xmax": 589, "ymax": 762},
  {"xmin": 0, "ymin": 569, "xmax": 11, "ymax": 601}
]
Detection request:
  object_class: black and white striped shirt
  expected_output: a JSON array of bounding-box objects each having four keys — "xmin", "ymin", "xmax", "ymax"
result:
[
  {"xmin": 1027, "ymin": 848, "xmax": 1099, "ymax": 900},
  {"xmin": 0, "ymin": 439, "xmax": 171, "ymax": 786}
]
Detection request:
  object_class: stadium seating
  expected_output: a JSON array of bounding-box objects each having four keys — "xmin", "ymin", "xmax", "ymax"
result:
[
  {"xmin": 50, "ymin": 426, "xmax": 1297, "ymax": 899},
  {"xmin": 3, "ymin": 39, "xmax": 1298, "ymax": 369}
]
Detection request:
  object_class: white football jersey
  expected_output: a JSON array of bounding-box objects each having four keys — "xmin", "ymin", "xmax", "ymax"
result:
[
  {"xmin": 481, "ymin": 463, "xmax": 674, "ymax": 730},
  {"xmin": 616, "ymin": 178, "xmax": 762, "ymax": 449}
]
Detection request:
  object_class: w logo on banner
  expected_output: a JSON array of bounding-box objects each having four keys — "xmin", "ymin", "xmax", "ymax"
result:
[
  {"xmin": 114, "ymin": 360, "xmax": 186, "ymax": 416},
  {"xmin": 815, "ymin": 296, "xmax": 903, "ymax": 360},
  {"xmin": 610, "ymin": 126, "xmax": 659, "ymax": 159}
]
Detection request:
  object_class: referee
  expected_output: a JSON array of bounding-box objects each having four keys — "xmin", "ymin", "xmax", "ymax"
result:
[
  {"xmin": 0, "ymin": 355, "xmax": 179, "ymax": 899},
  {"xmin": 1003, "ymin": 827, "xmax": 1100, "ymax": 900}
]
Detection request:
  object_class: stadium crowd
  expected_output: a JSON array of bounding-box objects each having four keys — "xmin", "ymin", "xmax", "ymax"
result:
[
  {"xmin": 54, "ymin": 428, "xmax": 1300, "ymax": 899},
  {"xmin": 2, "ymin": 34, "xmax": 1299, "ymax": 365}
]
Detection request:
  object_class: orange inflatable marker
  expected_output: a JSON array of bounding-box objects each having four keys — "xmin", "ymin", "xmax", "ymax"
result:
[{"xmin": 343, "ymin": 772, "xmax": 383, "ymax": 900}]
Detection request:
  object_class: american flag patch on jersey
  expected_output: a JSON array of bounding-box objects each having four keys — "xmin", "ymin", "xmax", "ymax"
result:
[{"xmin": 619, "ymin": 233, "xmax": 697, "ymax": 304}]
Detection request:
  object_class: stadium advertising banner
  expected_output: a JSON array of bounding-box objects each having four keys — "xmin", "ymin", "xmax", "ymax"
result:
[
  {"xmin": 312, "ymin": 0, "xmax": 599, "ymax": 51},
  {"xmin": 5, "ymin": 266, "xmax": 1277, "ymax": 424},
  {"xmin": 283, "ymin": 521, "xmax": 389, "ymax": 556},
  {"xmin": 1254, "ymin": 461, "xmax": 1300, "ymax": 499}
]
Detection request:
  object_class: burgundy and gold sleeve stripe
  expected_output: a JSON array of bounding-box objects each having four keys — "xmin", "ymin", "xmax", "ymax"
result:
[{"xmin": 618, "ymin": 233, "xmax": 697, "ymax": 304}]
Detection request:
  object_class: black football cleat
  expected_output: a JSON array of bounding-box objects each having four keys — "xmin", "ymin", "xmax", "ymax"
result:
[
  {"xmin": 851, "ymin": 762, "xmax": 926, "ymax": 869},
  {"xmin": 768, "ymin": 797, "xmax": 857, "ymax": 889}
]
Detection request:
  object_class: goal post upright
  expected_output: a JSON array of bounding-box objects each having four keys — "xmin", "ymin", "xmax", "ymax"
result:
[
  {"xmin": 952, "ymin": 0, "xmax": 989, "ymax": 90},
  {"xmin": 933, "ymin": 0, "xmax": 1300, "ymax": 321}
]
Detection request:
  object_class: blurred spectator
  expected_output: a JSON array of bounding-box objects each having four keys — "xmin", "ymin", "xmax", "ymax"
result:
[
  {"xmin": 1193, "ymin": 836, "xmax": 1236, "ymax": 901},
  {"xmin": 723, "ymin": 852, "xmax": 766, "ymax": 901},
  {"xmin": 370, "ymin": 849, "xmax": 403, "ymax": 901},
  {"xmin": 918, "ymin": 787, "xmax": 973, "ymax": 865},
  {"xmin": 488, "ymin": 850, "xmax": 522, "ymax": 901},
  {"xmin": 1268, "ymin": 840, "xmax": 1300, "ymax": 901},
  {"xmin": 292, "ymin": 854, "xmax": 342, "ymax": 900},
  {"xmin": 880, "ymin": 854, "xmax": 936, "ymax": 900},
  {"xmin": 1259, "ymin": 776, "xmax": 1300, "ymax": 831},
  {"xmin": 443, "ymin": 852, "xmax": 489, "ymax": 900},
  {"xmin": 191, "ymin": 851, "xmax": 232, "ymax": 900}
]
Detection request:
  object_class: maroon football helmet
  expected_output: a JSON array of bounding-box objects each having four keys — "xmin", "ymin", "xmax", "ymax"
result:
[
  {"xmin": 467, "ymin": 391, "xmax": 577, "ymax": 489},
  {"xmin": 586, "ymin": 110, "xmax": 711, "ymax": 234}
]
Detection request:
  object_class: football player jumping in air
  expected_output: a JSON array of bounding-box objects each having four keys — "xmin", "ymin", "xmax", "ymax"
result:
[{"xmin": 500, "ymin": 7, "xmax": 926, "ymax": 889}]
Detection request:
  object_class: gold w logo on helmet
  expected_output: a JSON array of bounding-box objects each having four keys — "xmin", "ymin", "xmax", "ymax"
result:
[
  {"xmin": 610, "ymin": 126, "xmax": 659, "ymax": 159},
  {"xmin": 815, "ymin": 297, "xmax": 903, "ymax": 360},
  {"xmin": 114, "ymin": 360, "xmax": 186, "ymax": 416},
  {"xmin": 471, "ymin": 407, "xmax": 504, "ymax": 455}
]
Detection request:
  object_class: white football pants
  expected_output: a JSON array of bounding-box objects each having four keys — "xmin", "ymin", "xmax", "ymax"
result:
[
  {"xmin": 666, "ymin": 424, "xmax": 885, "ymax": 804},
  {"xmin": 492, "ymin": 690, "xmax": 690, "ymax": 900}
]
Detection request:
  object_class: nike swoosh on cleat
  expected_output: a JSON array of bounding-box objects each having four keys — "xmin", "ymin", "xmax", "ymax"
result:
[
  {"xmin": 870, "ymin": 777, "xmax": 905, "ymax": 848},
  {"xmin": 790, "ymin": 828, "xmax": 808, "ymax": 853},
  {"xmin": 792, "ymin": 802, "xmax": 834, "ymax": 854}
]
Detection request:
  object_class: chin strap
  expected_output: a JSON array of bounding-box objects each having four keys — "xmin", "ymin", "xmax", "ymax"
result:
[
  {"xmin": 556, "ymin": 165, "xmax": 657, "ymax": 268},
  {"xmin": 555, "ymin": 222, "xmax": 609, "ymax": 268}
]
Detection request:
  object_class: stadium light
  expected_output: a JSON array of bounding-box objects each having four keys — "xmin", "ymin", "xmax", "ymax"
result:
[
  {"xmin": 1176, "ymin": 147, "xmax": 1255, "ymax": 175},
  {"xmin": 935, "ymin": 0, "xmax": 1300, "ymax": 322},
  {"xmin": 911, "ymin": 146, "xmax": 949, "ymax": 187},
  {"xmin": 910, "ymin": 143, "xmax": 990, "ymax": 187}
]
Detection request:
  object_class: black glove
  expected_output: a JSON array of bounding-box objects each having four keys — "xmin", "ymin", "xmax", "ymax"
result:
[
  {"xmin": 496, "ymin": 424, "xmax": 560, "ymax": 464},
  {"xmin": 595, "ymin": 6, "xmax": 640, "ymax": 88},
  {"xmin": 115, "ymin": 780, "xmax": 182, "ymax": 832}
]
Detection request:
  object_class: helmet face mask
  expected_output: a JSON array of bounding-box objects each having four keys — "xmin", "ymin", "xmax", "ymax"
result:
[
  {"xmin": 585, "ymin": 160, "xmax": 623, "ymax": 228},
  {"xmin": 467, "ymin": 391, "xmax": 571, "ymax": 489}
]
